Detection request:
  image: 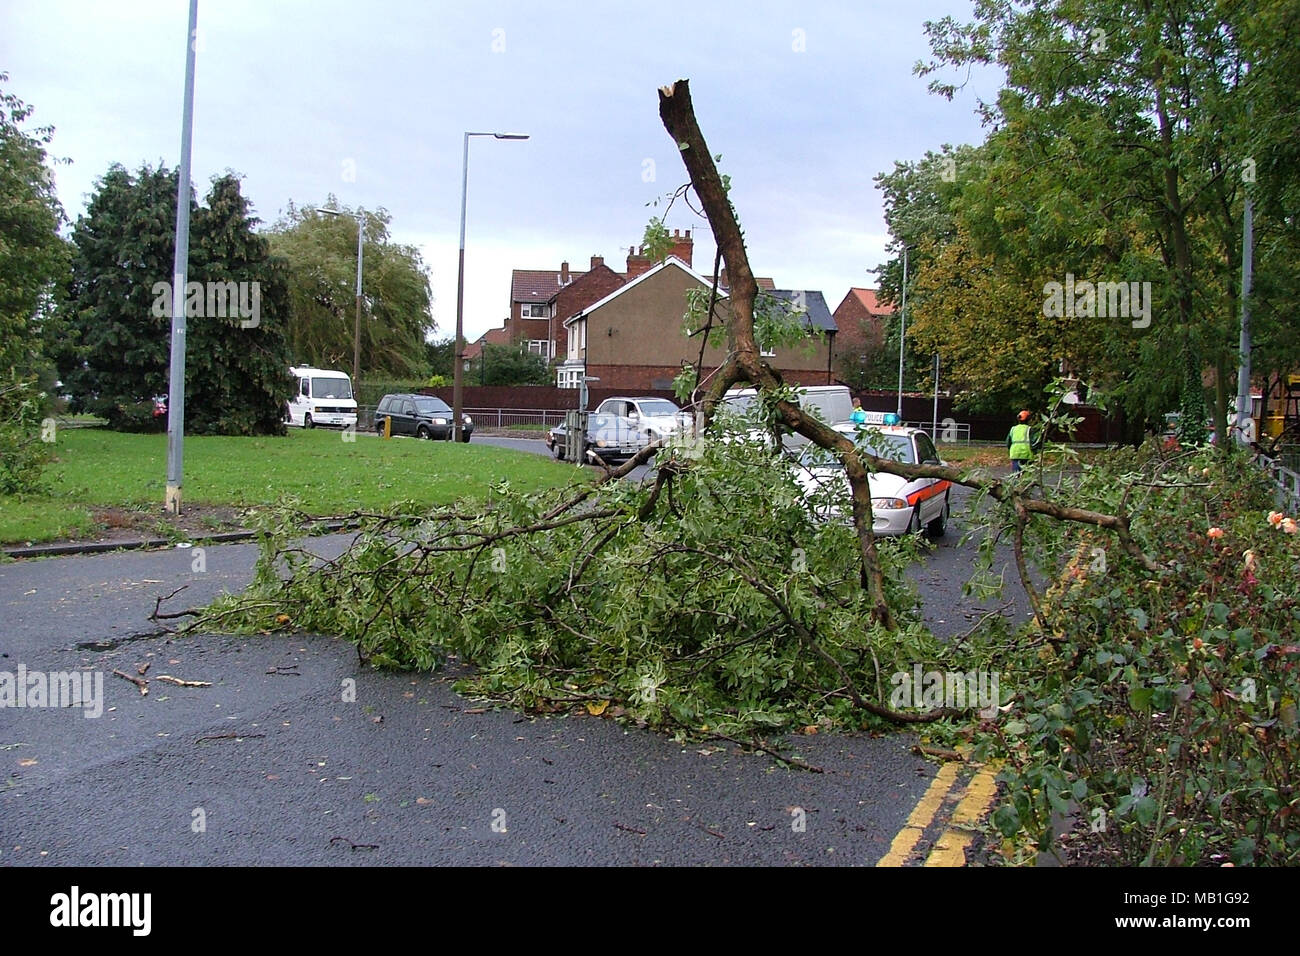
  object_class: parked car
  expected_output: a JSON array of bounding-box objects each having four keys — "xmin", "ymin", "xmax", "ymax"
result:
[
  {"xmin": 373, "ymin": 393, "xmax": 473, "ymax": 440},
  {"xmin": 794, "ymin": 423, "xmax": 950, "ymax": 537},
  {"xmin": 546, "ymin": 412, "xmax": 654, "ymax": 464},
  {"xmin": 592, "ymin": 396, "xmax": 691, "ymax": 439}
]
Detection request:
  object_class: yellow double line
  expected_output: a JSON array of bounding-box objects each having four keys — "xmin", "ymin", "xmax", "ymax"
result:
[{"xmin": 876, "ymin": 761, "xmax": 1001, "ymax": 867}]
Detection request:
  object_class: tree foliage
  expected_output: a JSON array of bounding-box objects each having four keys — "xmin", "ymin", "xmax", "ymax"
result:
[
  {"xmin": 883, "ymin": 0, "xmax": 1298, "ymax": 439},
  {"xmin": 0, "ymin": 75, "xmax": 65, "ymax": 492},
  {"xmin": 0, "ymin": 74, "xmax": 66, "ymax": 378},
  {"xmin": 56, "ymin": 165, "xmax": 291, "ymax": 433},
  {"xmin": 476, "ymin": 343, "xmax": 550, "ymax": 386},
  {"xmin": 268, "ymin": 201, "xmax": 434, "ymax": 377}
]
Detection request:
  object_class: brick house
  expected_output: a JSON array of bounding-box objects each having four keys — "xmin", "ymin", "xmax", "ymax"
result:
[
  {"xmin": 832, "ymin": 287, "xmax": 894, "ymax": 358},
  {"xmin": 504, "ymin": 230, "xmax": 696, "ymax": 361},
  {"xmin": 555, "ymin": 256, "xmax": 836, "ymax": 392}
]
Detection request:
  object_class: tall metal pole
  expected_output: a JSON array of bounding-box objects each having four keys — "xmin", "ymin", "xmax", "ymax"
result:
[
  {"xmin": 453, "ymin": 132, "xmax": 470, "ymax": 443},
  {"xmin": 1235, "ymin": 195, "xmax": 1253, "ymax": 445},
  {"xmin": 453, "ymin": 131, "xmax": 528, "ymax": 442},
  {"xmin": 932, "ymin": 352, "xmax": 940, "ymax": 441},
  {"xmin": 353, "ymin": 207, "xmax": 363, "ymax": 386},
  {"xmin": 164, "ymin": 0, "xmax": 198, "ymax": 515},
  {"xmin": 896, "ymin": 245, "xmax": 908, "ymax": 419}
]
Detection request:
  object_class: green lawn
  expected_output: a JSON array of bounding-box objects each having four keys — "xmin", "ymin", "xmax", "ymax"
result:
[{"xmin": 2, "ymin": 427, "xmax": 582, "ymax": 545}]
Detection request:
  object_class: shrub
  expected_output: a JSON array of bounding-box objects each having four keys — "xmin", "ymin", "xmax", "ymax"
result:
[
  {"xmin": 0, "ymin": 375, "xmax": 51, "ymax": 494},
  {"xmin": 972, "ymin": 444, "xmax": 1300, "ymax": 865}
]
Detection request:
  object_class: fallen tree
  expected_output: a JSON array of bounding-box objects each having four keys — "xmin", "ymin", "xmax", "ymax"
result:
[
  {"xmin": 171, "ymin": 80, "xmax": 1300, "ymax": 866},
  {"xmin": 176, "ymin": 79, "xmax": 1170, "ymax": 732}
]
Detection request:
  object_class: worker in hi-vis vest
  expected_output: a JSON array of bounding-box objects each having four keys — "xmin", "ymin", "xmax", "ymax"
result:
[{"xmin": 1007, "ymin": 410, "xmax": 1038, "ymax": 473}]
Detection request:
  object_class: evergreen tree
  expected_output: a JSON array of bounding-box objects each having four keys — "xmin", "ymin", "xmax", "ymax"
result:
[{"xmin": 187, "ymin": 175, "xmax": 292, "ymax": 435}]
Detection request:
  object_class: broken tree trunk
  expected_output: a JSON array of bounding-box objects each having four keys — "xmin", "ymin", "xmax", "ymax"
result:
[{"xmin": 658, "ymin": 78, "xmax": 897, "ymax": 628}]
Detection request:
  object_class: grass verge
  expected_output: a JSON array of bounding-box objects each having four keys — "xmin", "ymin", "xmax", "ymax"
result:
[{"xmin": 1, "ymin": 427, "xmax": 583, "ymax": 545}]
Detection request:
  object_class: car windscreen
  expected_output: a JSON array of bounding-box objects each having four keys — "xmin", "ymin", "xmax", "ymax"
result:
[
  {"xmin": 311, "ymin": 377, "xmax": 352, "ymax": 400},
  {"xmin": 636, "ymin": 400, "xmax": 679, "ymax": 416},
  {"xmin": 799, "ymin": 433, "xmax": 914, "ymax": 468},
  {"xmin": 413, "ymin": 398, "xmax": 452, "ymax": 414}
]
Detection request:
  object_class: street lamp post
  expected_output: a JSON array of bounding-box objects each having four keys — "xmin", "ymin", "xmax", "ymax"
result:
[
  {"xmin": 164, "ymin": 0, "xmax": 199, "ymax": 516},
  {"xmin": 317, "ymin": 207, "xmax": 364, "ymax": 385},
  {"xmin": 896, "ymin": 245, "xmax": 909, "ymax": 420},
  {"xmin": 454, "ymin": 131, "xmax": 529, "ymax": 442}
]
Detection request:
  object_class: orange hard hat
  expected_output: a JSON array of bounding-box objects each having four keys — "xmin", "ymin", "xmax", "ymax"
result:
[{"xmin": 1018, "ymin": 410, "xmax": 1032, "ymax": 422}]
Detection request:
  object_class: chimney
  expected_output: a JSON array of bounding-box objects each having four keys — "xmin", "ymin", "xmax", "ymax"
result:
[
  {"xmin": 590, "ymin": 255, "xmax": 604, "ymax": 270},
  {"xmin": 669, "ymin": 227, "xmax": 693, "ymax": 267},
  {"xmin": 560, "ymin": 260, "xmax": 570, "ymax": 285},
  {"xmin": 625, "ymin": 242, "xmax": 652, "ymax": 279}
]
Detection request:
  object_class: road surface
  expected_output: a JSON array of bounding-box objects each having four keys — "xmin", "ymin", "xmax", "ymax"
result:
[{"xmin": 0, "ymin": 457, "xmax": 1024, "ymax": 865}]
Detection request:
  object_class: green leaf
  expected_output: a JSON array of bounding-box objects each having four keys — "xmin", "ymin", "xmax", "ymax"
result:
[
  {"xmin": 1128, "ymin": 688, "xmax": 1154, "ymax": 712},
  {"xmin": 992, "ymin": 804, "xmax": 1021, "ymax": 837}
]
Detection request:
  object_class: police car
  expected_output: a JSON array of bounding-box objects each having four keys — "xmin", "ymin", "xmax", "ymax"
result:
[{"xmin": 793, "ymin": 414, "xmax": 951, "ymax": 537}]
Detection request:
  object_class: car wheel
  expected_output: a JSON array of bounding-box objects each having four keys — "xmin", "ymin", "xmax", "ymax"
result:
[
  {"xmin": 926, "ymin": 492, "xmax": 949, "ymax": 539},
  {"xmin": 416, "ymin": 425, "xmax": 431, "ymax": 440},
  {"xmin": 303, "ymin": 413, "xmax": 314, "ymax": 429},
  {"xmin": 551, "ymin": 441, "xmax": 564, "ymax": 461},
  {"xmin": 908, "ymin": 506, "xmax": 922, "ymax": 535}
]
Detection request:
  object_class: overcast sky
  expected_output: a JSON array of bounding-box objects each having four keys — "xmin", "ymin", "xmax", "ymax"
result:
[{"xmin": 2, "ymin": 0, "xmax": 999, "ymax": 344}]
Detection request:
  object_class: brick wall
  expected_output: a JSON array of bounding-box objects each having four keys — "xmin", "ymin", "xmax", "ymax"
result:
[{"xmin": 549, "ymin": 264, "xmax": 626, "ymax": 360}]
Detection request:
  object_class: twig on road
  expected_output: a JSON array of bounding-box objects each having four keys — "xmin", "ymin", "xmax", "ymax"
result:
[
  {"xmin": 707, "ymin": 731, "xmax": 825, "ymax": 774},
  {"xmin": 112, "ymin": 669, "xmax": 148, "ymax": 696}
]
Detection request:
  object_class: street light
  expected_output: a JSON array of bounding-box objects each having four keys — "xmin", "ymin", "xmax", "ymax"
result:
[
  {"xmin": 454, "ymin": 131, "xmax": 529, "ymax": 442},
  {"xmin": 316, "ymin": 206, "xmax": 365, "ymax": 385},
  {"xmin": 896, "ymin": 245, "xmax": 909, "ymax": 420},
  {"xmin": 164, "ymin": 0, "xmax": 198, "ymax": 516}
]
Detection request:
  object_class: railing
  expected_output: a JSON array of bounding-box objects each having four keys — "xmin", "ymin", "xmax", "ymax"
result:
[
  {"xmin": 465, "ymin": 408, "xmax": 567, "ymax": 429},
  {"xmin": 1260, "ymin": 450, "xmax": 1300, "ymax": 512},
  {"xmin": 901, "ymin": 420, "xmax": 973, "ymax": 445},
  {"xmin": 355, "ymin": 406, "xmax": 565, "ymax": 431}
]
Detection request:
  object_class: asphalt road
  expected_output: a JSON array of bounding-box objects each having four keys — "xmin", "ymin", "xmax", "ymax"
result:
[{"xmin": 0, "ymin": 453, "xmax": 1024, "ymax": 866}]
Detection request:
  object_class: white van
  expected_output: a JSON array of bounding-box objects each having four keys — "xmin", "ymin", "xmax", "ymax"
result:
[
  {"xmin": 719, "ymin": 384, "xmax": 854, "ymax": 451},
  {"xmin": 722, "ymin": 385, "xmax": 854, "ymax": 425},
  {"xmin": 286, "ymin": 366, "xmax": 358, "ymax": 429}
]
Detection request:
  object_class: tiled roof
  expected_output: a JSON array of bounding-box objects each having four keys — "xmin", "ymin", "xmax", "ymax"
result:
[
  {"xmin": 511, "ymin": 269, "xmax": 585, "ymax": 302},
  {"xmin": 463, "ymin": 325, "xmax": 512, "ymax": 359},
  {"xmin": 764, "ymin": 290, "xmax": 837, "ymax": 332},
  {"xmin": 563, "ymin": 256, "xmax": 727, "ymax": 327},
  {"xmin": 848, "ymin": 287, "xmax": 893, "ymax": 314}
]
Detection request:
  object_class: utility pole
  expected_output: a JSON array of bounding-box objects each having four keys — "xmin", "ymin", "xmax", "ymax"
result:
[{"xmin": 164, "ymin": 0, "xmax": 198, "ymax": 515}]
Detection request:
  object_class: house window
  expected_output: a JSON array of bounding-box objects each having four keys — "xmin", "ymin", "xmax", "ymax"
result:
[
  {"xmin": 527, "ymin": 340, "xmax": 549, "ymax": 358},
  {"xmin": 522, "ymin": 303, "xmax": 550, "ymax": 319},
  {"xmin": 557, "ymin": 367, "xmax": 584, "ymax": 389},
  {"xmin": 759, "ymin": 342, "xmax": 775, "ymax": 357}
]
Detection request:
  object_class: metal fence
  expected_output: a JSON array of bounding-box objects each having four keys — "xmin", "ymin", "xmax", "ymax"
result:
[
  {"xmin": 901, "ymin": 420, "xmax": 973, "ymax": 445},
  {"xmin": 356, "ymin": 405, "xmax": 566, "ymax": 431},
  {"xmin": 1260, "ymin": 450, "xmax": 1300, "ymax": 512},
  {"xmin": 465, "ymin": 407, "xmax": 567, "ymax": 429}
]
